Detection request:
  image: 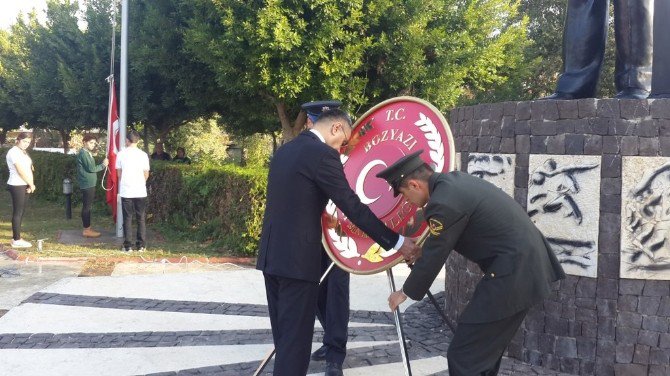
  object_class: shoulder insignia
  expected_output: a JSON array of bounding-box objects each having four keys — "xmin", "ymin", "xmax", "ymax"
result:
[{"xmin": 429, "ymin": 218, "xmax": 443, "ymax": 236}]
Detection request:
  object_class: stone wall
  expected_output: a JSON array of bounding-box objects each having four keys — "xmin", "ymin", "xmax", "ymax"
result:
[{"xmin": 447, "ymin": 99, "xmax": 670, "ymax": 375}]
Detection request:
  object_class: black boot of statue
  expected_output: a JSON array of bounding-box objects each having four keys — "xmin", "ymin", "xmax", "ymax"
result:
[
  {"xmin": 550, "ymin": 0, "xmax": 609, "ymax": 99},
  {"xmin": 545, "ymin": 0, "xmax": 653, "ymax": 100},
  {"xmin": 650, "ymin": 0, "xmax": 670, "ymax": 98},
  {"xmin": 613, "ymin": 0, "xmax": 653, "ymax": 99}
]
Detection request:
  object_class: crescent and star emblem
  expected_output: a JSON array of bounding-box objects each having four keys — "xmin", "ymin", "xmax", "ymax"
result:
[{"xmin": 355, "ymin": 159, "xmax": 389, "ymax": 204}]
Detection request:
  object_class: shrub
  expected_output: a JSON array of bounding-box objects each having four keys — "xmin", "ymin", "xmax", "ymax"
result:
[
  {"xmin": 0, "ymin": 147, "xmax": 268, "ymax": 256},
  {"xmin": 147, "ymin": 161, "xmax": 267, "ymax": 255},
  {"xmin": 0, "ymin": 148, "xmax": 84, "ymax": 203}
]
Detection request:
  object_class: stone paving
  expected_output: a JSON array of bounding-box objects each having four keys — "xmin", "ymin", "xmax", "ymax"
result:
[{"xmin": 0, "ymin": 263, "xmax": 577, "ymax": 375}]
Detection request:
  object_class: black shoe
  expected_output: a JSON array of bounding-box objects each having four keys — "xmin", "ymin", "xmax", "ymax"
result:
[
  {"xmin": 325, "ymin": 362, "xmax": 343, "ymax": 376},
  {"xmin": 615, "ymin": 88, "xmax": 650, "ymax": 99},
  {"xmin": 311, "ymin": 345, "xmax": 327, "ymax": 361},
  {"xmin": 540, "ymin": 92, "xmax": 578, "ymax": 100}
]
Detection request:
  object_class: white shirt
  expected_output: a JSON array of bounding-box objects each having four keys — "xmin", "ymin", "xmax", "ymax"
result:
[
  {"xmin": 115, "ymin": 146, "xmax": 150, "ymax": 198},
  {"xmin": 308, "ymin": 129, "xmax": 405, "ymax": 249},
  {"xmin": 6, "ymin": 146, "xmax": 32, "ymax": 186}
]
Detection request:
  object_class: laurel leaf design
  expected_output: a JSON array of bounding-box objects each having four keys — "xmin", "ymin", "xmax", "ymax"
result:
[
  {"xmin": 328, "ymin": 228, "xmax": 359, "ymax": 258},
  {"xmin": 414, "ymin": 112, "xmax": 445, "ymax": 172}
]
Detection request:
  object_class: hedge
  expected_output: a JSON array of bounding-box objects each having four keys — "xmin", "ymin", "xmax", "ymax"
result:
[
  {"xmin": 0, "ymin": 148, "xmax": 268, "ymax": 256},
  {"xmin": 147, "ymin": 161, "xmax": 267, "ymax": 255},
  {"xmin": 0, "ymin": 148, "xmax": 81, "ymax": 203}
]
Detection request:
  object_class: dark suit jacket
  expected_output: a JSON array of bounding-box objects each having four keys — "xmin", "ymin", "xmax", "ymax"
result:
[
  {"xmin": 256, "ymin": 131, "xmax": 399, "ymax": 283},
  {"xmin": 404, "ymin": 172, "xmax": 565, "ymax": 323}
]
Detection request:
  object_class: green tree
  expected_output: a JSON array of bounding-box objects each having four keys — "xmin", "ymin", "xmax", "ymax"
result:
[
  {"xmin": 164, "ymin": 116, "xmax": 231, "ymax": 164},
  {"xmin": 78, "ymin": 0, "xmax": 117, "ymax": 126},
  {"xmin": 185, "ymin": 0, "xmax": 530, "ymax": 143},
  {"xmin": 127, "ymin": 0, "xmax": 222, "ymax": 142},
  {"xmin": 0, "ymin": 29, "xmax": 23, "ymax": 144},
  {"xmin": 13, "ymin": 0, "xmax": 88, "ymax": 152}
]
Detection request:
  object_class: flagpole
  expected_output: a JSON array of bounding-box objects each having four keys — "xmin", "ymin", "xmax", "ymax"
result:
[{"xmin": 117, "ymin": 0, "xmax": 129, "ymax": 237}]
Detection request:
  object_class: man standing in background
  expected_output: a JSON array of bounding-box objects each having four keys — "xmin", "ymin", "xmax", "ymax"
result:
[
  {"xmin": 76, "ymin": 134, "xmax": 108, "ymax": 238},
  {"xmin": 116, "ymin": 130, "xmax": 150, "ymax": 253}
]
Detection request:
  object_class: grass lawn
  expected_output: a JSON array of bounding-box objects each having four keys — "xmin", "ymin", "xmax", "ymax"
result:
[{"xmin": 0, "ymin": 188, "xmax": 251, "ymax": 261}]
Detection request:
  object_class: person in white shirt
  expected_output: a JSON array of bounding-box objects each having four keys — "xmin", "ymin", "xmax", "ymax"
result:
[
  {"xmin": 6, "ymin": 132, "xmax": 35, "ymax": 248},
  {"xmin": 115, "ymin": 130, "xmax": 150, "ymax": 252}
]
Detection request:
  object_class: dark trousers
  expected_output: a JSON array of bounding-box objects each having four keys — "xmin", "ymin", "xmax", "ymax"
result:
[
  {"xmin": 7, "ymin": 185, "xmax": 27, "ymax": 241},
  {"xmin": 121, "ymin": 197, "xmax": 147, "ymax": 249},
  {"xmin": 447, "ymin": 308, "xmax": 529, "ymax": 376},
  {"xmin": 315, "ymin": 250, "xmax": 350, "ymax": 365},
  {"xmin": 555, "ymin": 0, "xmax": 653, "ymax": 97},
  {"xmin": 81, "ymin": 187, "xmax": 95, "ymax": 228},
  {"xmin": 264, "ymin": 273, "xmax": 319, "ymax": 376}
]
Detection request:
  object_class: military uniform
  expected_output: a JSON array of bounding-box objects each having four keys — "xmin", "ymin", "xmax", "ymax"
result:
[{"xmin": 378, "ymin": 153, "xmax": 565, "ymax": 375}]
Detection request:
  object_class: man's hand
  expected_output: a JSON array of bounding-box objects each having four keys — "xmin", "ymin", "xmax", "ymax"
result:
[
  {"xmin": 102, "ymin": 158, "xmax": 109, "ymax": 167},
  {"xmin": 324, "ymin": 213, "xmax": 338, "ymax": 229},
  {"xmin": 398, "ymin": 238, "xmax": 422, "ymax": 264},
  {"xmin": 388, "ymin": 290, "xmax": 408, "ymax": 311}
]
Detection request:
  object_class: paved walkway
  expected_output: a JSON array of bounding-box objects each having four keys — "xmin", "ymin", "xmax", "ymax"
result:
[{"xmin": 0, "ymin": 258, "xmax": 575, "ymax": 375}]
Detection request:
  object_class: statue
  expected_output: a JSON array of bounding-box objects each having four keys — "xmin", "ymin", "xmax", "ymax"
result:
[
  {"xmin": 651, "ymin": 0, "xmax": 669, "ymax": 98},
  {"xmin": 545, "ymin": 0, "xmax": 653, "ymax": 100}
]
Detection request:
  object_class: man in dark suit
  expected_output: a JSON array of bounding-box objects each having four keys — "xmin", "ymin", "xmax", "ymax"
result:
[
  {"xmin": 300, "ymin": 101, "xmax": 351, "ymax": 369},
  {"xmin": 378, "ymin": 151, "xmax": 565, "ymax": 376},
  {"xmin": 257, "ymin": 108, "xmax": 419, "ymax": 376},
  {"xmin": 546, "ymin": 0, "xmax": 653, "ymax": 99}
]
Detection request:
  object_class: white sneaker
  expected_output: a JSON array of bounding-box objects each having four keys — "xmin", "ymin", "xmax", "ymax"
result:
[{"xmin": 11, "ymin": 239, "xmax": 32, "ymax": 248}]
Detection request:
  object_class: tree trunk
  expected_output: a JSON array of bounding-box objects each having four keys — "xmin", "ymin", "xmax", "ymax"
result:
[
  {"xmin": 270, "ymin": 132, "xmax": 277, "ymax": 154},
  {"xmin": 143, "ymin": 125, "xmax": 149, "ymax": 153},
  {"xmin": 0, "ymin": 128, "xmax": 8, "ymax": 145},
  {"xmin": 276, "ymin": 101, "xmax": 308, "ymax": 145},
  {"xmin": 276, "ymin": 102, "xmax": 293, "ymax": 145},
  {"xmin": 59, "ymin": 128, "xmax": 71, "ymax": 154}
]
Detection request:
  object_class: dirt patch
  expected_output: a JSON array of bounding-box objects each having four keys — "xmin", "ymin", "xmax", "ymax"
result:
[{"xmin": 78, "ymin": 259, "xmax": 117, "ymax": 277}]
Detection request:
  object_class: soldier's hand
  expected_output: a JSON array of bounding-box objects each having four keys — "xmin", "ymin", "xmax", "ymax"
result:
[
  {"xmin": 388, "ymin": 290, "xmax": 408, "ymax": 311},
  {"xmin": 398, "ymin": 238, "xmax": 421, "ymax": 264},
  {"xmin": 102, "ymin": 158, "xmax": 109, "ymax": 167}
]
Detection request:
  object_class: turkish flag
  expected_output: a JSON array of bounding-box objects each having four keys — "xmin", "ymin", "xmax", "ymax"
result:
[{"xmin": 106, "ymin": 78, "xmax": 120, "ymax": 221}]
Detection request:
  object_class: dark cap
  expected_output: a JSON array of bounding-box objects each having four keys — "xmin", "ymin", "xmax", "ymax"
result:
[
  {"xmin": 301, "ymin": 100, "xmax": 342, "ymax": 123},
  {"xmin": 376, "ymin": 150, "xmax": 426, "ymax": 197}
]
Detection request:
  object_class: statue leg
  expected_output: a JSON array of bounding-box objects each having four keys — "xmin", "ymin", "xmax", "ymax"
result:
[
  {"xmin": 651, "ymin": 0, "xmax": 670, "ymax": 97},
  {"xmin": 553, "ymin": 0, "xmax": 609, "ymax": 99},
  {"xmin": 613, "ymin": 0, "xmax": 653, "ymax": 98}
]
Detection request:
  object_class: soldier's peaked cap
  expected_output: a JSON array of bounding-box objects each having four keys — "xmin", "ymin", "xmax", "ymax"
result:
[
  {"xmin": 376, "ymin": 150, "xmax": 426, "ymax": 197},
  {"xmin": 301, "ymin": 100, "xmax": 342, "ymax": 123}
]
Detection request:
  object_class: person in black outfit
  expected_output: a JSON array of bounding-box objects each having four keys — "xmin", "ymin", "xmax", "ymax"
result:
[
  {"xmin": 379, "ymin": 151, "xmax": 566, "ymax": 376},
  {"xmin": 150, "ymin": 142, "xmax": 171, "ymax": 161},
  {"xmin": 300, "ymin": 101, "xmax": 350, "ymax": 368},
  {"xmin": 256, "ymin": 109, "xmax": 419, "ymax": 376},
  {"xmin": 172, "ymin": 147, "xmax": 191, "ymax": 164},
  {"xmin": 546, "ymin": 0, "xmax": 653, "ymax": 99}
]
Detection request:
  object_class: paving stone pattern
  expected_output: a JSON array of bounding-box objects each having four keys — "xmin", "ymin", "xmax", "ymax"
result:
[
  {"xmin": 1, "ymin": 292, "xmax": 573, "ymax": 375},
  {"xmin": 449, "ymin": 99, "xmax": 670, "ymax": 376}
]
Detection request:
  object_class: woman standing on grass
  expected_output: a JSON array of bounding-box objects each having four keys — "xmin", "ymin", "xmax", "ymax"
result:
[{"xmin": 6, "ymin": 132, "xmax": 35, "ymax": 248}]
